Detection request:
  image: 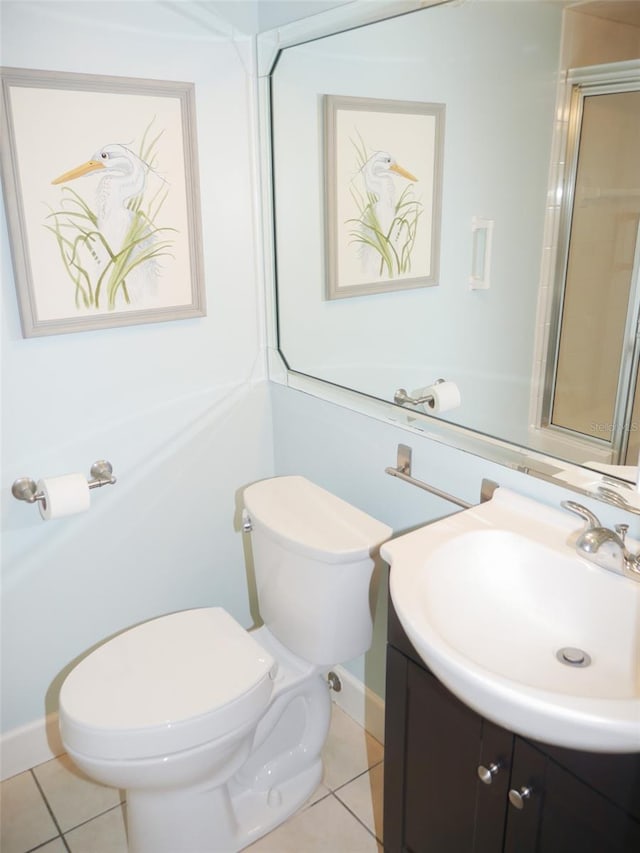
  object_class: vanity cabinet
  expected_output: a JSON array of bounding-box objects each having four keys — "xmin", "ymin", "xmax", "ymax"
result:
[{"xmin": 384, "ymin": 601, "xmax": 640, "ymax": 853}]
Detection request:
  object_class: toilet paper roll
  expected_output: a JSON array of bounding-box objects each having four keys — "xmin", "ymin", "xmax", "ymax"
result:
[
  {"xmin": 413, "ymin": 380, "xmax": 461, "ymax": 414},
  {"xmin": 37, "ymin": 473, "xmax": 90, "ymax": 520}
]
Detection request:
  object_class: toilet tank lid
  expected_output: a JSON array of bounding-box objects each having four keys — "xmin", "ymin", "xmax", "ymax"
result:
[{"xmin": 244, "ymin": 476, "xmax": 392, "ymax": 563}]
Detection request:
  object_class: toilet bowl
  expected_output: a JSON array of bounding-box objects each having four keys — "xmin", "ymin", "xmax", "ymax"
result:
[{"xmin": 58, "ymin": 476, "xmax": 391, "ymax": 852}]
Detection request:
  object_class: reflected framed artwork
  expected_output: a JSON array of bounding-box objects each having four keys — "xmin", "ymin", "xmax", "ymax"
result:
[
  {"xmin": 324, "ymin": 94, "xmax": 445, "ymax": 299},
  {"xmin": 0, "ymin": 67, "xmax": 206, "ymax": 337}
]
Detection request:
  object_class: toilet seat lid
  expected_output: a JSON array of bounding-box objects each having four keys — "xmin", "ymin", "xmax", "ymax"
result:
[{"xmin": 59, "ymin": 608, "xmax": 275, "ymax": 760}]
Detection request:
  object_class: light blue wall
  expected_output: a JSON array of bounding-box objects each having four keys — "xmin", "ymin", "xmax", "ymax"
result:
[
  {"xmin": 1, "ymin": 1, "xmax": 274, "ymax": 736},
  {"xmin": 2, "ymin": 0, "xmax": 637, "ymax": 749}
]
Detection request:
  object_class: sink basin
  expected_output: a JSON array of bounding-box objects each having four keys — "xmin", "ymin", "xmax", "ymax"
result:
[{"xmin": 382, "ymin": 488, "xmax": 640, "ymax": 753}]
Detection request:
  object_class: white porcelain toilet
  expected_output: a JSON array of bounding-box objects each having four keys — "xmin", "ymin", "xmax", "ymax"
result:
[{"xmin": 58, "ymin": 476, "xmax": 391, "ymax": 852}]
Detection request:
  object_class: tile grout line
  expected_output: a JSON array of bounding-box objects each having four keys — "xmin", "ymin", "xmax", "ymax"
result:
[
  {"xmin": 30, "ymin": 763, "xmax": 126, "ymax": 850},
  {"xmin": 328, "ymin": 759, "xmax": 385, "ymax": 846},
  {"xmin": 60, "ymin": 802, "xmax": 127, "ymax": 838},
  {"xmin": 331, "ymin": 758, "xmax": 384, "ymax": 794},
  {"xmin": 29, "ymin": 769, "xmax": 71, "ymax": 853},
  {"xmin": 328, "ymin": 792, "xmax": 383, "ymax": 846},
  {"xmin": 26, "ymin": 841, "xmax": 70, "ymax": 853}
]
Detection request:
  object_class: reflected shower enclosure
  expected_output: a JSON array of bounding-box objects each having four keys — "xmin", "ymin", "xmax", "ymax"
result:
[{"xmin": 545, "ymin": 70, "xmax": 640, "ymax": 465}]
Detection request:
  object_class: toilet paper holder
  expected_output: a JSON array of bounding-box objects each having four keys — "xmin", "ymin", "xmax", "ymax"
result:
[
  {"xmin": 11, "ymin": 460, "xmax": 117, "ymax": 505},
  {"xmin": 394, "ymin": 378, "xmax": 446, "ymax": 408}
]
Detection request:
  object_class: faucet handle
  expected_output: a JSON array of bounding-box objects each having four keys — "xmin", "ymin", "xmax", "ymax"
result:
[
  {"xmin": 561, "ymin": 500, "xmax": 602, "ymax": 530},
  {"xmin": 615, "ymin": 523, "xmax": 629, "ymax": 544}
]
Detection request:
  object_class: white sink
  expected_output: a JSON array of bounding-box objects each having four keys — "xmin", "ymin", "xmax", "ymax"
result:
[{"xmin": 382, "ymin": 488, "xmax": 640, "ymax": 753}]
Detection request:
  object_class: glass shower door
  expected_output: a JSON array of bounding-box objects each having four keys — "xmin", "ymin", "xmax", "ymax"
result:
[{"xmin": 550, "ymin": 86, "xmax": 640, "ymax": 463}]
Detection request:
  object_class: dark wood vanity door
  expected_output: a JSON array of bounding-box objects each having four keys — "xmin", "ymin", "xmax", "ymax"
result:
[
  {"xmin": 502, "ymin": 739, "xmax": 545, "ymax": 853},
  {"xmin": 383, "ymin": 646, "xmax": 409, "ymax": 851},
  {"xmin": 503, "ymin": 738, "xmax": 640, "ymax": 853},
  {"xmin": 402, "ymin": 659, "xmax": 483, "ymax": 852},
  {"xmin": 537, "ymin": 759, "xmax": 640, "ymax": 853},
  {"xmin": 385, "ymin": 652, "xmax": 515, "ymax": 853},
  {"xmin": 474, "ymin": 720, "xmax": 514, "ymax": 852}
]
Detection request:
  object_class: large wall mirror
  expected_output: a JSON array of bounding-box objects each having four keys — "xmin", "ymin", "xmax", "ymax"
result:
[{"xmin": 264, "ymin": 0, "xmax": 640, "ymax": 508}]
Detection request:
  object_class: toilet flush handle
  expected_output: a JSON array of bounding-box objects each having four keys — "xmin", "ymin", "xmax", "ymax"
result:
[{"xmin": 242, "ymin": 509, "xmax": 253, "ymax": 533}]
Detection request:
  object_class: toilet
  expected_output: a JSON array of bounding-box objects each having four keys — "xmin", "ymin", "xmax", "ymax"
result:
[{"xmin": 58, "ymin": 476, "xmax": 391, "ymax": 852}]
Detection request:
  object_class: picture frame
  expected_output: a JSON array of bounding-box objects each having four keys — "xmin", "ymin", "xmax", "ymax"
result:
[
  {"xmin": 324, "ymin": 94, "xmax": 445, "ymax": 300},
  {"xmin": 0, "ymin": 67, "xmax": 206, "ymax": 337}
]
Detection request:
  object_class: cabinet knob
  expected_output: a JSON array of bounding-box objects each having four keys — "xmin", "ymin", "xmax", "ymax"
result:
[
  {"xmin": 508, "ymin": 786, "xmax": 533, "ymax": 810},
  {"xmin": 477, "ymin": 762, "xmax": 501, "ymax": 785}
]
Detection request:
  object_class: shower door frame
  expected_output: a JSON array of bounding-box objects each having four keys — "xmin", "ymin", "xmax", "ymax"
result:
[{"xmin": 541, "ymin": 60, "xmax": 640, "ymax": 464}]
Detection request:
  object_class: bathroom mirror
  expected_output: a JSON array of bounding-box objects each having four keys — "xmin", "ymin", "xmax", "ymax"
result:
[{"xmin": 263, "ymin": 0, "xmax": 640, "ymax": 507}]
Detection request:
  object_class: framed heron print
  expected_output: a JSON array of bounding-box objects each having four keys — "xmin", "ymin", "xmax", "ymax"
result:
[
  {"xmin": 0, "ymin": 68, "xmax": 206, "ymax": 337},
  {"xmin": 324, "ymin": 94, "xmax": 445, "ymax": 300}
]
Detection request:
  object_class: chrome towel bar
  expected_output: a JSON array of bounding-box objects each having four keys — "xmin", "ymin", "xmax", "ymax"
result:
[{"xmin": 385, "ymin": 444, "xmax": 497, "ymax": 509}]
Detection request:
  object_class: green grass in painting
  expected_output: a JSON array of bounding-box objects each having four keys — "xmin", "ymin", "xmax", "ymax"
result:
[
  {"xmin": 346, "ymin": 131, "xmax": 423, "ymax": 279},
  {"xmin": 45, "ymin": 118, "xmax": 175, "ymax": 311}
]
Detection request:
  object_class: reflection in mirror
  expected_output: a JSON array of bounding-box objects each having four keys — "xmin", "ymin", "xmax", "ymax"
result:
[
  {"xmin": 269, "ymin": 0, "xmax": 640, "ymax": 503},
  {"xmin": 542, "ymin": 70, "xmax": 640, "ymax": 468}
]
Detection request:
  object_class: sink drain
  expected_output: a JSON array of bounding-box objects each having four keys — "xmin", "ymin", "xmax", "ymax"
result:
[{"xmin": 556, "ymin": 647, "xmax": 591, "ymax": 667}]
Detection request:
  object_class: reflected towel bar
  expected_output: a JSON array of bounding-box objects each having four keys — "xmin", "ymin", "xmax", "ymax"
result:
[{"xmin": 385, "ymin": 444, "xmax": 497, "ymax": 509}]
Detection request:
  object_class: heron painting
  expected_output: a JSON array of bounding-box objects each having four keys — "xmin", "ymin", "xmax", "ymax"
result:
[
  {"xmin": 47, "ymin": 120, "xmax": 175, "ymax": 312},
  {"xmin": 347, "ymin": 135, "xmax": 423, "ymax": 280},
  {"xmin": 324, "ymin": 94, "xmax": 445, "ymax": 300},
  {"xmin": 1, "ymin": 68, "xmax": 205, "ymax": 337}
]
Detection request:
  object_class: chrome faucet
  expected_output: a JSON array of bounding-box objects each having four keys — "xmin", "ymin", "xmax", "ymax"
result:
[{"xmin": 561, "ymin": 500, "xmax": 640, "ymax": 582}]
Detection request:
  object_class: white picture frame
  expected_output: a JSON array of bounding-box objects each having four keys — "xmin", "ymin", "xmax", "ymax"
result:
[
  {"xmin": 0, "ymin": 67, "xmax": 206, "ymax": 336},
  {"xmin": 324, "ymin": 94, "xmax": 445, "ymax": 300}
]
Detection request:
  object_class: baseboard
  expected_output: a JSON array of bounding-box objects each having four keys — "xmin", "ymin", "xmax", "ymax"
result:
[
  {"xmin": 329, "ymin": 665, "xmax": 385, "ymax": 745},
  {"xmin": 0, "ymin": 713, "xmax": 64, "ymax": 781}
]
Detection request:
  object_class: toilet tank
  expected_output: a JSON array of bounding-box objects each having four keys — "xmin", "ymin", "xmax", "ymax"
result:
[{"xmin": 243, "ymin": 476, "xmax": 392, "ymax": 667}]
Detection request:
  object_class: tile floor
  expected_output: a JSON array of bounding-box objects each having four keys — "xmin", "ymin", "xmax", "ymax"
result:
[{"xmin": 0, "ymin": 706, "xmax": 384, "ymax": 853}]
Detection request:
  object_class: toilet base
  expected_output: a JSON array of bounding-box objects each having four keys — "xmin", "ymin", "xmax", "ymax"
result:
[
  {"xmin": 126, "ymin": 756, "xmax": 323, "ymax": 853},
  {"xmin": 234, "ymin": 757, "xmax": 323, "ymax": 849}
]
